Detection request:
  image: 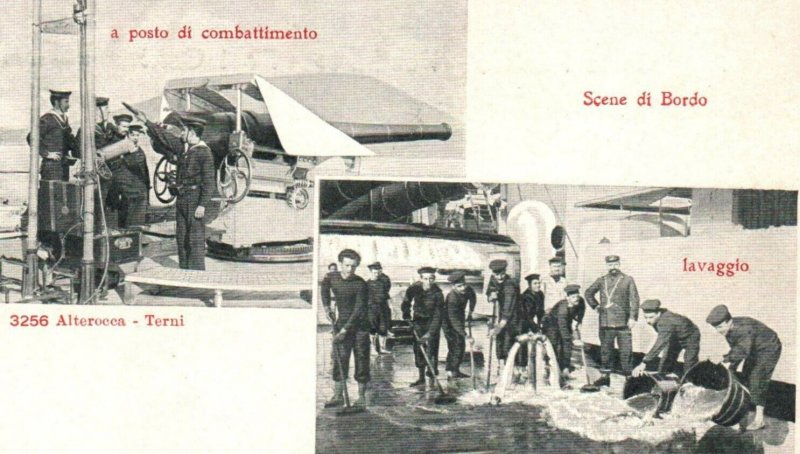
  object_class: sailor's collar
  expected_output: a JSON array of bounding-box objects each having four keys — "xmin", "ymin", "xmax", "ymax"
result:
[{"xmin": 47, "ymin": 109, "xmax": 68, "ymax": 124}]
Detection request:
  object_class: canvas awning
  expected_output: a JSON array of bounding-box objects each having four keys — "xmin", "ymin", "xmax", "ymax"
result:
[{"xmin": 575, "ymin": 187, "xmax": 692, "ymax": 215}]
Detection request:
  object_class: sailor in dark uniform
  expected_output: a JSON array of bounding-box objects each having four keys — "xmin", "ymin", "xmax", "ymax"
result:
[
  {"xmin": 442, "ymin": 271, "xmax": 476, "ymax": 379},
  {"xmin": 115, "ymin": 124, "xmax": 151, "ymax": 227},
  {"xmin": 542, "ymin": 284, "xmax": 585, "ymax": 381},
  {"xmin": 585, "ymin": 254, "xmax": 640, "ymax": 385},
  {"xmin": 402, "ymin": 266, "xmax": 445, "ymax": 386},
  {"xmin": 632, "ymin": 299, "xmax": 700, "ymax": 378},
  {"xmin": 78, "ymin": 97, "xmax": 122, "ymax": 228},
  {"xmin": 320, "ymin": 249, "xmax": 370, "ymax": 408},
  {"xmin": 134, "ymin": 110, "xmax": 216, "ymax": 270},
  {"xmin": 520, "ymin": 273, "xmax": 545, "ymax": 332},
  {"xmin": 707, "ymin": 304, "xmax": 782, "ymax": 431},
  {"xmin": 487, "ymin": 259, "xmax": 525, "ymax": 379},
  {"xmin": 366, "ymin": 262, "xmax": 392, "ymax": 355},
  {"xmin": 30, "ymin": 90, "xmax": 79, "ymax": 181}
]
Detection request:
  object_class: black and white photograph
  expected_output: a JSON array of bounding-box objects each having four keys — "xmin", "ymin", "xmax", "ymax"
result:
[
  {"xmin": 0, "ymin": 0, "xmax": 465, "ymax": 308},
  {"xmin": 315, "ymin": 180, "xmax": 796, "ymax": 452}
]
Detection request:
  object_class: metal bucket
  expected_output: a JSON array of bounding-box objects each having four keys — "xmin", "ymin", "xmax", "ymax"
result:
[
  {"xmin": 623, "ymin": 372, "xmax": 681, "ymax": 415},
  {"xmin": 679, "ymin": 360, "xmax": 751, "ymax": 426}
]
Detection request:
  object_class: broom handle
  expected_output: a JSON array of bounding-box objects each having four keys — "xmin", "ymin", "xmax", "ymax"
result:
[
  {"xmin": 485, "ymin": 299, "xmax": 498, "ymax": 391},
  {"xmin": 576, "ymin": 327, "xmax": 591, "ymax": 386},
  {"xmin": 332, "ymin": 323, "xmax": 353, "ymax": 408},
  {"xmin": 409, "ymin": 321, "xmax": 447, "ymax": 394}
]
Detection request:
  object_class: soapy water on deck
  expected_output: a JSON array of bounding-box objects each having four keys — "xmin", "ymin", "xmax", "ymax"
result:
[{"xmin": 455, "ymin": 369, "xmax": 724, "ymax": 444}]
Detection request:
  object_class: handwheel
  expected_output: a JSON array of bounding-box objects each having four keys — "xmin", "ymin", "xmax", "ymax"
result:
[
  {"xmin": 217, "ymin": 150, "xmax": 252, "ymax": 204},
  {"xmin": 286, "ymin": 187, "xmax": 310, "ymax": 210},
  {"xmin": 153, "ymin": 156, "xmax": 177, "ymax": 204}
]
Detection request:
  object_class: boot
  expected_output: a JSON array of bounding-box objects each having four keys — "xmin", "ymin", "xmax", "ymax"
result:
[
  {"xmin": 591, "ymin": 371, "xmax": 611, "ymax": 388},
  {"xmin": 497, "ymin": 359, "xmax": 505, "ymax": 376},
  {"xmin": 452, "ymin": 370, "xmax": 470, "ymax": 379},
  {"xmin": 324, "ymin": 381, "xmax": 345, "ymax": 408},
  {"xmin": 410, "ymin": 368, "xmax": 426, "ymax": 387},
  {"xmin": 354, "ymin": 382, "xmax": 368, "ymax": 407},
  {"xmin": 378, "ymin": 335, "xmax": 390, "ymax": 354}
]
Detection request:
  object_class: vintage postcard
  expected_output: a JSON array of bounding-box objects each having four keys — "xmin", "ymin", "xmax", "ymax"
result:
[
  {"xmin": 314, "ymin": 179, "xmax": 795, "ymax": 452},
  {"xmin": 0, "ymin": 0, "xmax": 465, "ymax": 309}
]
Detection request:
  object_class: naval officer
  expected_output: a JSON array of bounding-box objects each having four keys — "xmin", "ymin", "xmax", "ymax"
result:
[{"xmin": 585, "ymin": 254, "xmax": 640, "ymax": 385}]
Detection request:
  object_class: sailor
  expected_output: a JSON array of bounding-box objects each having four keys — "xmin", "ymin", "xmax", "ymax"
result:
[
  {"xmin": 78, "ymin": 97, "xmax": 124, "ymax": 228},
  {"xmin": 585, "ymin": 255, "xmax": 640, "ymax": 385},
  {"xmin": 366, "ymin": 262, "xmax": 392, "ymax": 355},
  {"xmin": 114, "ymin": 124, "xmax": 151, "ymax": 227},
  {"xmin": 487, "ymin": 259, "xmax": 526, "ymax": 379},
  {"xmin": 542, "ymin": 284, "xmax": 585, "ymax": 381},
  {"xmin": 632, "ymin": 299, "xmax": 700, "ymax": 378},
  {"xmin": 29, "ymin": 90, "xmax": 79, "ymax": 181},
  {"xmin": 134, "ymin": 110, "xmax": 216, "ymax": 269},
  {"xmin": 442, "ymin": 271, "xmax": 476, "ymax": 379},
  {"xmin": 520, "ymin": 273, "xmax": 545, "ymax": 332},
  {"xmin": 541, "ymin": 257, "xmax": 567, "ymax": 313},
  {"xmin": 706, "ymin": 304, "xmax": 781, "ymax": 431},
  {"xmin": 320, "ymin": 249, "xmax": 371, "ymax": 408},
  {"xmin": 401, "ymin": 266, "xmax": 445, "ymax": 386}
]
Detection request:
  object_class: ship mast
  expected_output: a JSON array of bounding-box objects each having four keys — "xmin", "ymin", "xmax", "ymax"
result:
[
  {"xmin": 76, "ymin": 0, "xmax": 97, "ymax": 303},
  {"xmin": 23, "ymin": 0, "xmax": 43, "ymax": 296}
]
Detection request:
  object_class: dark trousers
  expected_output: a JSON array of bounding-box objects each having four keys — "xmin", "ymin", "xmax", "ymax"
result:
[
  {"xmin": 369, "ymin": 302, "xmax": 391, "ymax": 336},
  {"xmin": 544, "ymin": 325, "xmax": 572, "ymax": 371},
  {"xmin": 443, "ymin": 322, "xmax": 466, "ymax": 372},
  {"xmin": 118, "ymin": 193, "xmax": 148, "ymax": 228},
  {"xmin": 600, "ymin": 327, "xmax": 632, "ymax": 373},
  {"xmin": 176, "ymin": 190, "xmax": 206, "ymax": 270},
  {"xmin": 659, "ymin": 334, "xmax": 700, "ymax": 376},
  {"xmin": 743, "ymin": 344, "xmax": 781, "ymax": 407},
  {"xmin": 331, "ymin": 329, "xmax": 371, "ymax": 383},
  {"xmin": 40, "ymin": 160, "xmax": 69, "ymax": 182},
  {"xmin": 96, "ymin": 179, "xmax": 119, "ymax": 230},
  {"xmin": 412, "ymin": 318, "xmax": 440, "ymax": 374}
]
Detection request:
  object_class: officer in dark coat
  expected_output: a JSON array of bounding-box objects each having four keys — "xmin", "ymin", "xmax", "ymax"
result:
[
  {"xmin": 707, "ymin": 304, "xmax": 781, "ymax": 431},
  {"xmin": 542, "ymin": 284, "xmax": 585, "ymax": 379},
  {"xmin": 135, "ymin": 110, "xmax": 216, "ymax": 269},
  {"xmin": 320, "ymin": 249, "xmax": 371, "ymax": 407},
  {"xmin": 487, "ymin": 259, "xmax": 525, "ymax": 376},
  {"xmin": 520, "ymin": 273, "xmax": 545, "ymax": 332},
  {"xmin": 366, "ymin": 261, "xmax": 392, "ymax": 355},
  {"xmin": 442, "ymin": 271, "xmax": 476, "ymax": 379},
  {"xmin": 30, "ymin": 90, "xmax": 79, "ymax": 181},
  {"xmin": 402, "ymin": 266, "xmax": 445, "ymax": 386},
  {"xmin": 632, "ymin": 299, "xmax": 700, "ymax": 378},
  {"xmin": 115, "ymin": 124, "xmax": 151, "ymax": 227},
  {"xmin": 585, "ymin": 255, "xmax": 640, "ymax": 383}
]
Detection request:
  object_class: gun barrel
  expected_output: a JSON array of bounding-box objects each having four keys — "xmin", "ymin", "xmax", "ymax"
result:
[
  {"xmin": 327, "ymin": 182, "xmax": 471, "ymax": 222},
  {"xmin": 165, "ymin": 111, "xmax": 452, "ymax": 164},
  {"xmin": 330, "ymin": 122, "xmax": 453, "ymax": 144}
]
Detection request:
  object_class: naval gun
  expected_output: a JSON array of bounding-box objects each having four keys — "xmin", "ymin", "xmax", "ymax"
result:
[{"xmin": 150, "ymin": 74, "xmax": 452, "ymax": 209}]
